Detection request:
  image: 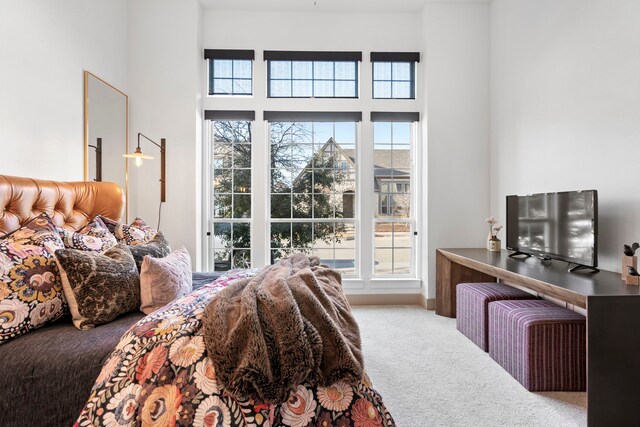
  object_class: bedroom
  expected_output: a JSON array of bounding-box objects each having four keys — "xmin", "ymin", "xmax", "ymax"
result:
[{"xmin": 1, "ymin": 0, "xmax": 639, "ymax": 426}]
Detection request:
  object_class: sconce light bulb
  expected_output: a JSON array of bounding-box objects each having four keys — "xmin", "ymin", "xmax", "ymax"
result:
[{"xmin": 135, "ymin": 157, "xmax": 143, "ymax": 167}]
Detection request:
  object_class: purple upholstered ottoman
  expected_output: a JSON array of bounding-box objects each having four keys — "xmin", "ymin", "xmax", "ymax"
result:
[
  {"xmin": 488, "ymin": 299, "xmax": 586, "ymax": 391},
  {"xmin": 456, "ymin": 283, "xmax": 536, "ymax": 351}
]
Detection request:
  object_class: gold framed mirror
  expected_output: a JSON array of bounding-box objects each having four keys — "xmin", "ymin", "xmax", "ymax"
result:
[{"xmin": 83, "ymin": 71, "xmax": 128, "ymax": 221}]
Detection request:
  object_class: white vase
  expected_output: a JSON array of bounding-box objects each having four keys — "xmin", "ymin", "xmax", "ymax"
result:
[{"xmin": 487, "ymin": 236, "xmax": 501, "ymax": 252}]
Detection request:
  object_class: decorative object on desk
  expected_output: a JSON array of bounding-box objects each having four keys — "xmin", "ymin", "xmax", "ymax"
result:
[
  {"xmin": 486, "ymin": 217, "xmax": 503, "ymax": 252},
  {"xmin": 621, "ymin": 242, "xmax": 639, "ymax": 282},
  {"xmin": 623, "ymin": 242, "xmax": 639, "ymax": 256},
  {"xmin": 625, "ymin": 266, "xmax": 640, "ymax": 285}
]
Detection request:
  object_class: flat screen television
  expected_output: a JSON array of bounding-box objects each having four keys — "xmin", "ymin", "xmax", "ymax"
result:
[{"xmin": 506, "ymin": 190, "xmax": 598, "ymax": 272}]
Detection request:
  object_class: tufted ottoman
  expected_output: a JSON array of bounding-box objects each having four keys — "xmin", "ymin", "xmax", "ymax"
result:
[
  {"xmin": 488, "ymin": 299, "xmax": 586, "ymax": 391},
  {"xmin": 456, "ymin": 282, "xmax": 536, "ymax": 351}
]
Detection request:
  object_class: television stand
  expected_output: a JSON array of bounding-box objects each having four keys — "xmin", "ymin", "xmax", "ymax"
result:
[
  {"xmin": 568, "ymin": 263, "xmax": 600, "ymax": 274},
  {"xmin": 436, "ymin": 248, "xmax": 640, "ymax": 426},
  {"xmin": 508, "ymin": 250, "xmax": 532, "ymax": 259}
]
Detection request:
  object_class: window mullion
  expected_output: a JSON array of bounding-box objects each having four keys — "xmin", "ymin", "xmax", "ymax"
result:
[
  {"xmin": 332, "ymin": 62, "xmax": 336, "ymax": 97},
  {"xmin": 311, "ymin": 61, "xmax": 315, "ymax": 97},
  {"xmin": 359, "ymin": 120, "xmax": 373, "ymax": 283}
]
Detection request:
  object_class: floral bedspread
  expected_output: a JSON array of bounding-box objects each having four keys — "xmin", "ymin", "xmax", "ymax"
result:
[{"xmin": 75, "ymin": 271, "xmax": 395, "ymax": 427}]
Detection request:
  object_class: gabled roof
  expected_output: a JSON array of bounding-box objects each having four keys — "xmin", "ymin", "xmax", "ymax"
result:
[
  {"xmin": 289, "ymin": 138, "xmax": 411, "ymax": 190},
  {"xmin": 341, "ymin": 148, "xmax": 410, "ymax": 177}
]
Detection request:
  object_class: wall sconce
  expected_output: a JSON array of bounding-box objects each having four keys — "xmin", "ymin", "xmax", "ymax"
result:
[
  {"xmin": 88, "ymin": 137, "xmax": 103, "ymax": 182},
  {"xmin": 123, "ymin": 133, "xmax": 166, "ymax": 202}
]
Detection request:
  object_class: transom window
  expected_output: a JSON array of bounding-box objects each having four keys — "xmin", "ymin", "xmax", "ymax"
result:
[
  {"xmin": 268, "ymin": 61, "xmax": 358, "ymax": 98},
  {"xmin": 371, "ymin": 52, "xmax": 420, "ymax": 99},
  {"xmin": 264, "ymin": 51, "xmax": 362, "ymax": 98},
  {"xmin": 210, "ymin": 60, "xmax": 252, "ymax": 95},
  {"xmin": 205, "ymin": 49, "xmax": 254, "ymax": 96}
]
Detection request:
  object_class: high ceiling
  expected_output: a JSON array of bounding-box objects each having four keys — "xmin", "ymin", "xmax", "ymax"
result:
[{"xmin": 199, "ymin": 0, "xmax": 489, "ymax": 13}]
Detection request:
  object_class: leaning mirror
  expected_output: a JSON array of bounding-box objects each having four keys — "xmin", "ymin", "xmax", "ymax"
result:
[{"xmin": 83, "ymin": 70, "xmax": 128, "ymax": 220}]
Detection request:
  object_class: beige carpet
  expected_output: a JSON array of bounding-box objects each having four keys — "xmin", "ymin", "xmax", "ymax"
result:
[{"xmin": 352, "ymin": 306, "xmax": 587, "ymax": 427}]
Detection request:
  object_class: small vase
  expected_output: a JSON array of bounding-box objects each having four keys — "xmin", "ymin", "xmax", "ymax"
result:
[{"xmin": 487, "ymin": 236, "xmax": 501, "ymax": 252}]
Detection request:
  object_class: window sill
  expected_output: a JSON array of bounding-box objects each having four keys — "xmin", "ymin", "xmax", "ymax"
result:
[
  {"xmin": 343, "ymin": 278, "xmax": 422, "ymax": 290},
  {"xmin": 207, "ymin": 94, "xmax": 254, "ymax": 98}
]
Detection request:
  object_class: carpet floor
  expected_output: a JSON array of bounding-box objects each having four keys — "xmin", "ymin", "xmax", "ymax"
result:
[{"xmin": 352, "ymin": 306, "xmax": 587, "ymax": 427}]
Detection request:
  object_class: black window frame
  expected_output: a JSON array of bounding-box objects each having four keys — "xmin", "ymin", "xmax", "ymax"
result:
[
  {"xmin": 370, "ymin": 52, "xmax": 420, "ymax": 100},
  {"xmin": 205, "ymin": 49, "xmax": 255, "ymax": 97},
  {"xmin": 264, "ymin": 51, "xmax": 362, "ymax": 99},
  {"xmin": 207, "ymin": 112, "xmax": 256, "ymax": 271}
]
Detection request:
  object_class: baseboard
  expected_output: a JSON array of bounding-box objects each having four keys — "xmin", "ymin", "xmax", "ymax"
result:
[
  {"xmin": 347, "ymin": 294, "xmax": 423, "ymax": 306},
  {"xmin": 419, "ymin": 295, "xmax": 435, "ymax": 310}
]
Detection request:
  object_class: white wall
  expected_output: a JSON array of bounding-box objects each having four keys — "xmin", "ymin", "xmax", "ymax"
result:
[
  {"xmin": 490, "ymin": 0, "xmax": 640, "ymax": 273},
  {"xmin": 128, "ymin": 0, "xmax": 203, "ymax": 268},
  {"xmin": 0, "ymin": 0, "xmax": 128, "ymax": 180},
  {"xmin": 0, "ymin": 1, "xmax": 493, "ymax": 290},
  {"xmin": 422, "ymin": 2, "xmax": 491, "ymax": 298}
]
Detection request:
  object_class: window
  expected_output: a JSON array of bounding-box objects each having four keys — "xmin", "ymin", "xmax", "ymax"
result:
[
  {"xmin": 371, "ymin": 112, "xmax": 419, "ymax": 276},
  {"xmin": 264, "ymin": 51, "xmax": 362, "ymax": 98},
  {"xmin": 267, "ymin": 116, "xmax": 358, "ymax": 276},
  {"xmin": 210, "ymin": 59, "xmax": 252, "ymax": 95},
  {"xmin": 203, "ymin": 47, "xmax": 423, "ymax": 290},
  {"xmin": 371, "ymin": 52, "xmax": 420, "ymax": 99},
  {"xmin": 268, "ymin": 61, "xmax": 358, "ymax": 98},
  {"xmin": 207, "ymin": 112, "xmax": 254, "ymax": 271},
  {"xmin": 205, "ymin": 49, "xmax": 254, "ymax": 96}
]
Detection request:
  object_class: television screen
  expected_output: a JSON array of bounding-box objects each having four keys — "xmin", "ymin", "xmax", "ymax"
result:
[{"xmin": 506, "ymin": 190, "xmax": 598, "ymax": 267}]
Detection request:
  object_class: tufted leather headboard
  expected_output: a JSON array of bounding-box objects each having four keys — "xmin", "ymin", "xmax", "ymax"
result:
[{"xmin": 0, "ymin": 175, "xmax": 124, "ymax": 237}]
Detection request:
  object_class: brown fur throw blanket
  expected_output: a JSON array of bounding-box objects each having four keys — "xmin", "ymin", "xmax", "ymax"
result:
[{"xmin": 202, "ymin": 254, "xmax": 363, "ymax": 404}]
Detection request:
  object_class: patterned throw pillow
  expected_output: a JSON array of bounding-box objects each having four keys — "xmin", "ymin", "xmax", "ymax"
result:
[
  {"xmin": 3, "ymin": 213, "xmax": 65, "ymax": 254},
  {"xmin": 115, "ymin": 217, "xmax": 157, "ymax": 245},
  {"xmin": 95, "ymin": 215, "xmax": 119, "ymax": 234},
  {"xmin": 0, "ymin": 214, "xmax": 66, "ymax": 344},
  {"xmin": 59, "ymin": 217, "xmax": 118, "ymax": 252},
  {"xmin": 140, "ymin": 246, "xmax": 192, "ymax": 314},
  {"xmin": 54, "ymin": 244, "xmax": 140, "ymax": 330},
  {"xmin": 128, "ymin": 231, "xmax": 171, "ymax": 271}
]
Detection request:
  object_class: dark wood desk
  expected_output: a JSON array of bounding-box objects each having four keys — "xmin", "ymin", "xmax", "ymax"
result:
[{"xmin": 436, "ymin": 248, "xmax": 640, "ymax": 427}]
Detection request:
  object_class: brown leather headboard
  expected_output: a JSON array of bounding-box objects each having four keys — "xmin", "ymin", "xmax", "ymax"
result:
[{"xmin": 0, "ymin": 175, "xmax": 124, "ymax": 237}]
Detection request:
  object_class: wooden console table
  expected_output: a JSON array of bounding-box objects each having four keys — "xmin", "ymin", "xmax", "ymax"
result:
[{"xmin": 436, "ymin": 248, "xmax": 640, "ymax": 427}]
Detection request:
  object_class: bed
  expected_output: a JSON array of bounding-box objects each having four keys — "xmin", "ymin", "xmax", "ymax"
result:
[{"xmin": 0, "ymin": 175, "xmax": 394, "ymax": 426}]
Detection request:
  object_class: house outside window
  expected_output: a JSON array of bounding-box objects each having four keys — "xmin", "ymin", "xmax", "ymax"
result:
[{"xmin": 371, "ymin": 52, "xmax": 420, "ymax": 99}]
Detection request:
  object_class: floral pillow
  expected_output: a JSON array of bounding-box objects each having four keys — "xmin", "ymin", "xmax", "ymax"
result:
[
  {"xmin": 59, "ymin": 217, "xmax": 117, "ymax": 252},
  {"xmin": 117, "ymin": 217, "xmax": 157, "ymax": 245},
  {"xmin": 97, "ymin": 216, "xmax": 157, "ymax": 245},
  {"xmin": 0, "ymin": 214, "xmax": 66, "ymax": 344},
  {"xmin": 95, "ymin": 215, "xmax": 118, "ymax": 234},
  {"xmin": 3, "ymin": 213, "xmax": 64, "ymax": 254}
]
